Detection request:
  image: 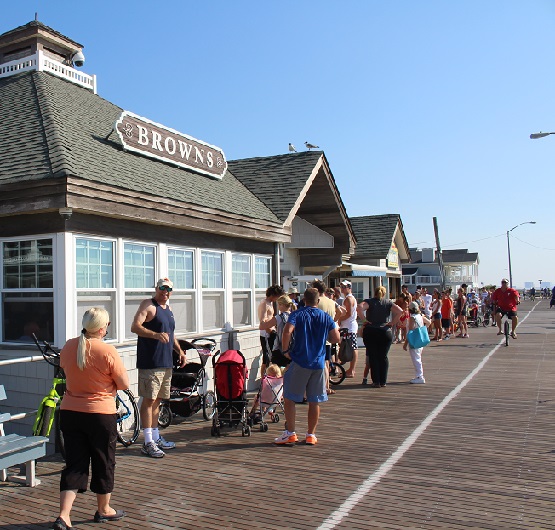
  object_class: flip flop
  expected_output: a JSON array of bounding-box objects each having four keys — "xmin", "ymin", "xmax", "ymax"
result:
[
  {"xmin": 345, "ymin": 374, "xmax": 354, "ymax": 378},
  {"xmin": 497, "ymin": 332, "xmax": 503, "ymax": 335},
  {"xmin": 511, "ymin": 332, "xmax": 517, "ymax": 339}
]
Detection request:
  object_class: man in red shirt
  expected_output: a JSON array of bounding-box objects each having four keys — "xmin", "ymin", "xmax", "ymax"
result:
[{"xmin": 492, "ymin": 278, "xmax": 520, "ymax": 338}]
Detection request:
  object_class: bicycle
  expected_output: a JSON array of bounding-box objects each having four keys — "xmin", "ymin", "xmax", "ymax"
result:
[
  {"xmin": 328, "ymin": 343, "xmax": 346, "ymax": 385},
  {"xmin": 32, "ymin": 335, "xmax": 140, "ymax": 457}
]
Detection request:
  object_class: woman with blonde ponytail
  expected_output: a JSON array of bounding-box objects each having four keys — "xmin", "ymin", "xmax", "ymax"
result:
[{"xmin": 52, "ymin": 308, "xmax": 129, "ymax": 530}]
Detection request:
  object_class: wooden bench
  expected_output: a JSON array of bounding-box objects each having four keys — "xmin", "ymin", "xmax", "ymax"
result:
[{"xmin": 0, "ymin": 384, "xmax": 48, "ymax": 487}]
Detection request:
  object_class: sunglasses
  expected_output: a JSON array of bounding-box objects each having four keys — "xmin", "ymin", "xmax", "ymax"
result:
[{"xmin": 158, "ymin": 285, "xmax": 173, "ymax": 292}]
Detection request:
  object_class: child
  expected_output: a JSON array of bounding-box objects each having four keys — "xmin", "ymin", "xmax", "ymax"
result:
[{"xmin": 403, "ymin": 301, "xmax": 431, "ymax": 384}]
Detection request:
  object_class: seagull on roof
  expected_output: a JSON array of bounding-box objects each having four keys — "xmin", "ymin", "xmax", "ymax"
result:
[
  {"xmin": 288, "ymin": 143, "xmax": 297, "ymax": 152},
  {"xmin": 305, "ymin": 141, "xmax": 319, "ymax": 150}
]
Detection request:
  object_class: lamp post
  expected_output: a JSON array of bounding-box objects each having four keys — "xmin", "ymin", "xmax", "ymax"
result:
[
  {"xmin": 530, "ymin": 131, "xmax": 555, "ymax": 139},
  {"xmin": 506, "ymin": 222, "xmax": 536, "ymax": 288},
  {"xmin": 539, "ymin": 279, "xmax": 543, "ymax": 292}
]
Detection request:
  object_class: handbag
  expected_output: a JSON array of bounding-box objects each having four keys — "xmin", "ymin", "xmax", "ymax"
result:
[
  {"xmin": 338, "ymin": 338, "xmax": 354, "ymax": 364},
  {"xmin": 407, "ymin": 325, "xmax": 430, "ymax": 349}
]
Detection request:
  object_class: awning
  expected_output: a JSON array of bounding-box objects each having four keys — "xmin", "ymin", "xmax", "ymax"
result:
[
  {"xmin": 402, "ymin": 267, "xmax": 418, "ymax": 276},
  {"xmin": 343, "ymin": 262, "xmax": 387, "ymax": 277}
]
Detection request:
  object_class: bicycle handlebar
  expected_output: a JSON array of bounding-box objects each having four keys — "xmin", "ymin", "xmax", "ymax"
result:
[{"xmin": 31, "ymin": 333, "xmax": 60, "ymax": 367}]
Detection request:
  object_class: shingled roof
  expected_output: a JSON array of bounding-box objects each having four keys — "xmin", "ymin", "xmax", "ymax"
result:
[
  {"xmin": 350, "ymin": 214, "xmax": 408, "ymax": 259},
  {"xmin": 0, "ymin": 71, "xmax": 285, "ymax": 240},
  {"xmin": 228, "ymin": 151, "xmax": 324, "ymax": 222},
  {"xmin": 409, "ymin": 249, "xmax": 479, "ymax": 264}
]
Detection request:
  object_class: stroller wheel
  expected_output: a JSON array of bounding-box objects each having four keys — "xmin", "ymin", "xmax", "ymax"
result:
[
  {"xmin": 211, "ymin": 425, "xmax": 217, "ymax": 437},
  {"xmin": 260, "ymin": 423, "xmax": 269, "ymax": 432},
  {"xmin": 158, "ymin": 402, "xmax": 172, "ymax": 429},
  {"xmin": 273, "ymin": 414, "xmax": 280, "ymax": 423},
  {"xmin": 245, "ymin": 425, "xmax": 251, "ymax": 436}
]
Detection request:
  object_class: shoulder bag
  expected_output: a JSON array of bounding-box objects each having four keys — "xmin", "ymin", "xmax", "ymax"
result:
[{"xmin": 407, "ymin": 324, "xmax": 430, "ymax": 349}]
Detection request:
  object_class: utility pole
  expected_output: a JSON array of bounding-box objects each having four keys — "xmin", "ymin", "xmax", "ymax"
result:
[{"xmin": 433, "ymin": 217, "xmax": 446, "ymax": 291}]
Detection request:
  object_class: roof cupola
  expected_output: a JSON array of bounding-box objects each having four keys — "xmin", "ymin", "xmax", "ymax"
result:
[{"xmin": 0, "ymin": 19, "xmax": 96, "ymax": 93}]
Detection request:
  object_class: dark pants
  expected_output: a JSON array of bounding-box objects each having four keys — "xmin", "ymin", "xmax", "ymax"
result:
[
  {"xmin": 363, "ymin": 326, "xmax": 393, "ymax": 385},
  {"xmin": 60, "ymin": 410, "xmax": 117, "ymax": 494}
]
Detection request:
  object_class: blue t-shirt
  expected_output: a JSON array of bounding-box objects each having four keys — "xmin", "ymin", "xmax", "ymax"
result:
[{"xmin": 287, "ymin": 306, "xmax": 336, "ymax": 369}]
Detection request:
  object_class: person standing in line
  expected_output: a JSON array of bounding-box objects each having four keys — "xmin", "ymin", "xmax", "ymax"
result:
[
  {"xmin": 421, "ymin": 287, "xmax": 433, "ymax": 320},
  {"xmin": 455, "ymin": 287, "xmax": 469, "ymax": 338},
  {"xmin": 357, "ymin": 286, "xmax": 403, "ymax": 388},
  {"xmin": 403, "ymin": 301, "xmax": 431, "ymax": 384},
  {"xmin": 257, "ymin": 285, "xmax": 285, "ymax": 377},
  {"xmin": 430, "ymin": 290, "xmax": 443, "ymax": 341},
  {"xmin": 401, "ymin": 284, "xmax": 413, "ymax": 303},
  {"xmin": 274, "ymin": 288, "xmax": 339, "ymax": 445},
  {"xmin": 313, "ymin": 280, "xmax": 344, "ymax": 395},
  {"xmin": 440, "ymin": 290, "xmax": 453, "ymax": 340},
  {"xmin": 131, "ymin": 278, "xmax": 186, "ymax": 458},
  {"xmin": 53, "ymin": 307, "xmax": 128, "ymax": 530},
  {"xmin": 287, "ymin": 287, "xmax": 300, "ymax": 308},
  {"xmin": 338, "ymin": 280, "xmax": 359, "ymax": 378}
]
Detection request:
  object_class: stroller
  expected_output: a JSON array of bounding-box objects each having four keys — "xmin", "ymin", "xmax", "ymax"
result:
[
  {"xmin": 158, "ymin": 338, "xmax": 217, "ymax": 428},
  {"xmin": 210, "ymin": 348, "xmax": 251, "ymax": 437},
  {"xmin": 466, "ymin": 301, "xmax": 484, "ymax": 327},
  {"xmin": 249, "ymin": 368, "xmax": 285, "ymax": 432}
]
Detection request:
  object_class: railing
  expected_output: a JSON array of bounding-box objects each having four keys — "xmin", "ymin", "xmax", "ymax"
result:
[
  {"xmin": 446, "ymin": 275, "xmax": 476, "ymax": 283},
  {"xmin": 402, "ymin": 275, "xmax": 442, "ymax": 285},
  {"xmin": 0, "ymin": 51, "xmax": 96, "ymax": 93},
  {"xmin": 0, "ymin": 355, "xmax": 44, "ymax": 421}
]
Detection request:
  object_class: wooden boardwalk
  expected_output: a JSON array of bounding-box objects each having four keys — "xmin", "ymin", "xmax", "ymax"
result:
[{"xmin": 1, "ymin": 299, "xmax": 555, "ymax": 529}]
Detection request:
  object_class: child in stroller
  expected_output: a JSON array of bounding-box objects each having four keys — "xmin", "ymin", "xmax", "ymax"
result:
[{"xmin": 248, "ymin": 364, "xmax": 285, "ymax": 431}]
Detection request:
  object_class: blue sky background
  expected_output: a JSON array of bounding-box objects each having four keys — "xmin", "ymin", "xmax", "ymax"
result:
[{"xmin": 3, "ymin": 1, "xmax": 555, "ymax": 288}]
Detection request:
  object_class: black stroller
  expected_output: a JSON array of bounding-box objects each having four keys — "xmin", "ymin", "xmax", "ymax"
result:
[
  {"xmin": 210, "ymin": 348, "xmax": 251, "ymax": 437},
  {"xmin": 158, "ymin": 338, "xmax": 217, "ymax": 428}
]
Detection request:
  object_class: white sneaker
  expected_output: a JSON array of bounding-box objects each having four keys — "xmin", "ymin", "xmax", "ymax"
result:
[
  {"xmin": 141, "ymin": 441, "xmax": 165, "ymax": 458},
  {"xmin": 156, "ymin": 436, "xmax": 176, "ymax": 450},
  {"xmin": 410, "ymin": 376, "xmax": 425, "ymax": 384}
]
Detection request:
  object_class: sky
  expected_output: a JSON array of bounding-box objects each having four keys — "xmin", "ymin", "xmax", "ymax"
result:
[{"xmin": 2, "ymin": 0, "xmax": 555, "ymax": 288}]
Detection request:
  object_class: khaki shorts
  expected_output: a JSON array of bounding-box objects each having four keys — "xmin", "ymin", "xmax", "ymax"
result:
[{"xmin": 138, "ymin": 368, "xmax": 173, "ymax": 400}]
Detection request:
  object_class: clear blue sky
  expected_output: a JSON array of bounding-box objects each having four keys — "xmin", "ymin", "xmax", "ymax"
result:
[{"xmin": 3, "ymin": 0, "xmax": 555, "ymax": 288}]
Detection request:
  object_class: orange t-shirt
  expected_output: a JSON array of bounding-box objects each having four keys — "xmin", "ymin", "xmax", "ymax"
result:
[
  {"xmin": 440, "ymin": 297, "xmax": 453, "ymax": 318},
  {"xmin": 60, "ymin": 337, "xmax": 129, "ymax": 414}
]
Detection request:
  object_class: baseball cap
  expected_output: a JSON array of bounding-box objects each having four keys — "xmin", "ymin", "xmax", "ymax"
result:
[
  {"xmin": 409, "ymin": 301, "xmax": 420, "ymax": 312},
  {"xmin": 156, "ymin": 277, "xmax": 174, "ymax": 289},
  {"xmin": 501, "ymin": 278, "xmax": 509, "ymax": 284},
  {"xmin": 340, "ymin": 280, "xmax": 352, "ymax": 288}
]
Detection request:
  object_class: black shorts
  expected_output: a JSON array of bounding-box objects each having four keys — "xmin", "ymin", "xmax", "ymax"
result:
[
  {"xmin": 441, "ymin": 318, "xmax": 451, "ymax": 329},
  {"xmin": 496, "ymin": 308, "xmax": 517, "ymax": 318},
  {"xmin": 260, "ymin": 336, "xmax": 273, "ymax": 365}
]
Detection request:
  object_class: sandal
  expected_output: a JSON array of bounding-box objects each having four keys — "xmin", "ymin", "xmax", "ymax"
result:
[
  {"xmin": 511, "ymin": 332, "xmax": 517, "ymax": 339},
  {"xmin": 327, "ymin": 388, "xmax": 336, "ymax": 395}
]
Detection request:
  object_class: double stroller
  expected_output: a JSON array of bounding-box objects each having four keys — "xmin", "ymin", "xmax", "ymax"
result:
[
  {"xmin": 158, "ymin": 338, "xmax": 217, "ymax": 428},
  {"xmin": 210, "ymin": 348, "xmax": 251, "ymax": 437}
]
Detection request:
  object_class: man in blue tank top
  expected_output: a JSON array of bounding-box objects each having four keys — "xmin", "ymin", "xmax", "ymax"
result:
[{"xmin": 131, "ymin": 278, "xmax": 186, "ymax": 458}]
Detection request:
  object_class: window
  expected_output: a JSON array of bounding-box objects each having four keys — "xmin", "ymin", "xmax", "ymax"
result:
[
  {"xmin": 255, "ymin": 257, "xmax": 271, "ymax": 289},
  {"xmin": 2, "ymin": 239, "xmax": 54, "ymax": 342},
  {"xmin": 232, "ymin": 254, "xmax": 251, "ymax": 326},
  {"xmin": 351, "ymin": 281, "xmax": 364, "ymax": 303},
  {"xmin": 124, "ymin": 243, "xmax": 155, "ymax": 289},
  {"xmin": 124, "ymin": 243, "xmax": 156, "ymax": 339},
  {"xmin": 75, "ymin": 238, "xmax": 116, "ymax": 339},
  {"xmin": 202, "ymin": 251, "xmax": 224, "ymax": 329},
  {"xmin": 168, "ymin": 248, "xmax": 196, "ymax": 333}
]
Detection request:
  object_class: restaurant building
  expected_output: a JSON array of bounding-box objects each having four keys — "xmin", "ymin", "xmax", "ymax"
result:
[{"xmin": 0, "ymin": 20, "xmax": 354, "ymax": 433}]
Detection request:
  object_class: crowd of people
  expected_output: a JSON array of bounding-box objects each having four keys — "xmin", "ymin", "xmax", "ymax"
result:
[{"xmin": 50, "ymin": 275, "xmax": 523, "ymax": 529}]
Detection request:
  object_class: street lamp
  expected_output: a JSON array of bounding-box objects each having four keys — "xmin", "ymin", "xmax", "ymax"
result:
[
  {"xmin": 506, "ymin": 222, "xmax": 536, "ymax": 288},
  {"xmin": 539, "ymin": 279, "xmax": 543, "ymax": 291},
  {"xmin": 530, "ymin": 132, "xmax": 555, "ymax": 139}
]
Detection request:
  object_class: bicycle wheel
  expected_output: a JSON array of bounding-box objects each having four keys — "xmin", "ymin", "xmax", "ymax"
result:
[
  {"xmin": 54, "ymin": 407, "xmax": 66, "ymax": 460},
  {"xmin": 202, "ymin": 390, "xmax": 216, "ymax": 420},
  {"xmin": 329, "ymin": 362, "xmax": 346, "ymax": 385},
  {"xmin": 504, "ymin": 320, "xmax": 510, "ymax": 347},
  {"xmin": 36, "ymin": 404, "xmax": 54, "ymax": 437},
  {"xmin": 115, "ymin": 389, "xmax": 140, "ymax": 447},
  {"xmin": 158, "ymin": 402, "xmax": 172, "ymax": 429}
]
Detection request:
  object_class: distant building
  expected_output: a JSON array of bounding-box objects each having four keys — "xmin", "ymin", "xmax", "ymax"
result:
[{"xmin": 402, "ymin": 248, "xmax": 479, "ymax": 292}]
